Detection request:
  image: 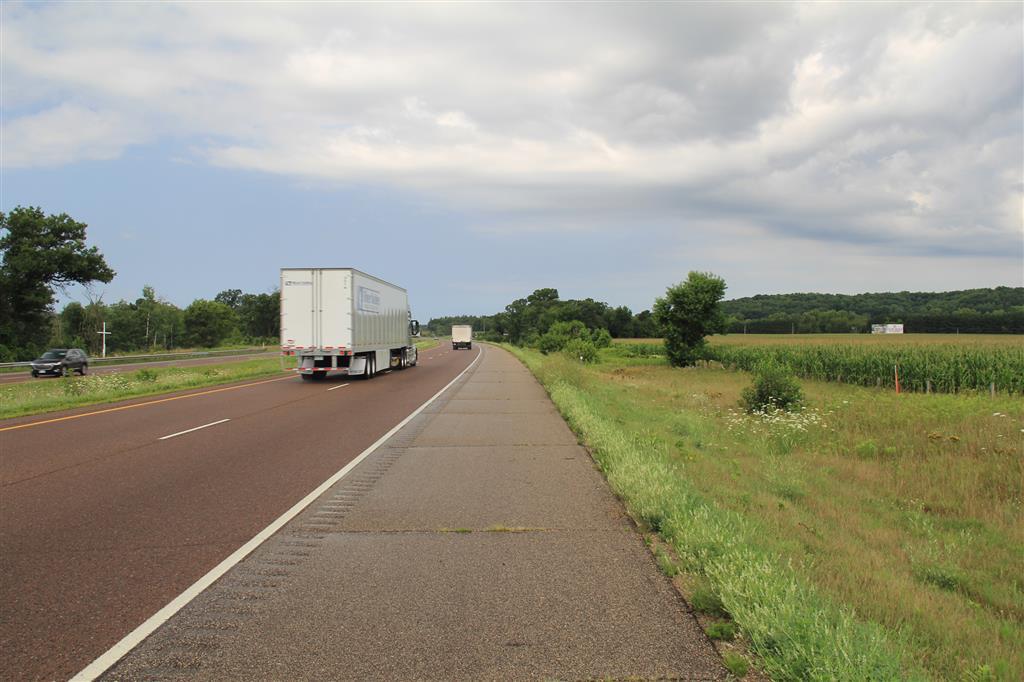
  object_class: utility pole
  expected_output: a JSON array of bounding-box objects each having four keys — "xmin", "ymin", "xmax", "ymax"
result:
[{"xmin": 97, "ymin": 321, "xmax": 111, "ymax": 358}]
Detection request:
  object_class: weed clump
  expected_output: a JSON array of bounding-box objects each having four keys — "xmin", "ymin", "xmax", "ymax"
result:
[
  {"xmin": 135, "ymin": 368, "xmax": 158, "ymax": 382},
  {"xmin": 691, "ymin": 584, "xmax": 729, "ymax": 618},
  {"xmin": 563, "ymin": 338, "xmax": 598, "ymax": 364},
  {"xmin": 61, "ymin": 375, "xmax": 88, "ymax": 396},
  {"xmin": 722, "ymin": 652, "xmax": 750, "ymax": 678},
  {"xmin": 706, "ymin": 621, "xmax": 738, "ymax": 641},
  {"xmin": 590, "ymin": 328, "xmax": 612, "ymax": 349},
  {"xmin": 741, "ymin": 362, "xmax": 803, "ymax": 412},
  {"xmin": 654, "ymin": 546, "xmax": 679, "ymax": 577},
  {"xmin": 915, "ymin": 563, "xmax": 967, "ymax": 593}
]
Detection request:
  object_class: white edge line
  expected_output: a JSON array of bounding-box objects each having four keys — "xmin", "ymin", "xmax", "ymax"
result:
[
  {"xmin": 326, "ymin": 383, "xmax": 350, "ymax": 392},
  {"xmin": 71, "ymin": 345, "xmax": 483, "ymax": 682},
  {"xmin": 157, "ymin": 419, "xmax": 231, "ymax": 440}
]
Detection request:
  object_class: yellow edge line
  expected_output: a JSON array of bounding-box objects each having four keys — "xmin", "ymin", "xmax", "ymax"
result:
[{"xmin": 0, "ymin": 374, "xmax": 296, "ymax": 433}]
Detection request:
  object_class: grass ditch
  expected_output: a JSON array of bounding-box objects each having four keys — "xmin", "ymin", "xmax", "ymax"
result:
[
  {"xmin": 415, "ymin": 337, "xmax": 441, "ymax": 351},
  {"xmin": 0, "ymin": 345, "xmax": 275, "ymax": 374},
  {"xmin": 503, "ymin": 344, "xmax": 1022, "ymax": 681},
  {"xmin": 0, "ymin": 356, "xmax": 295, "ymax": 420}
]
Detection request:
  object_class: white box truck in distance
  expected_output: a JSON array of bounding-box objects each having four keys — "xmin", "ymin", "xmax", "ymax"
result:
[
  {"xmin": 281, "ymin": 268, "xmax": 420, "ymax": 380},
  {"xmin": 452, "ymin": 325, "xmax": 472, "ymax": 350}
]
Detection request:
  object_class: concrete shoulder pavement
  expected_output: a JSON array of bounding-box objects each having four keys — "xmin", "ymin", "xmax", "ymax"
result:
[{"xmin": 104, "ymin": 345, "xmax": 726, "ymax": 680}]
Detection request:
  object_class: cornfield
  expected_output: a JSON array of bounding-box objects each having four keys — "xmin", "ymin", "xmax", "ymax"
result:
[{"xmin": 704, "ymin": 343, "xmax": 1024, "ymax": 394}]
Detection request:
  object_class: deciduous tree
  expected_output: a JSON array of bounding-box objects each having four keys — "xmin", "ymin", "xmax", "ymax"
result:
[
  {"xmin": 653, "ymin": 272, "xmax": 727, "ymax": 367},
  {"xmin": 0, "ymin": 206, "xmax": 115, "ymax": 359},
  {"xmin": 183, "ymin": 299, "xmax": 238, "ymax": 347}
]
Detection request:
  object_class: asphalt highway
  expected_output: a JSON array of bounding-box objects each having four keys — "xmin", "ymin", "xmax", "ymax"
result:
[
  {"xmin": 0, "ymin": 344, "xmax": 474, "ymax": 681},
  {"xmin": 0, "ymin": 351, "xmax": 276, "ymax": 386},
  {"xmin": 102, "ymin": 345, "xmax": 725, "ymax": 681}
]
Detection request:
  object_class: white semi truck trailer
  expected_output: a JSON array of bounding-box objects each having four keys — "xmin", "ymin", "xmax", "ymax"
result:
[
  {"xmin": 451, "ymin": 325, "xmax": 473, "ymax": 350},
  {"xmin": 281, "ymin": 268, "xmax": 420, "ymax": 380}
]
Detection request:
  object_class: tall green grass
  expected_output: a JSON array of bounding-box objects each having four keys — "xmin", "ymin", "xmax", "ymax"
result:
[
  {"xmin": 507, "ymin": 346, "xmax": 917, "ymax": 681},
  {"xmin": 705, "ymin": 344, "xmax": 1023, "ymax": 394}
]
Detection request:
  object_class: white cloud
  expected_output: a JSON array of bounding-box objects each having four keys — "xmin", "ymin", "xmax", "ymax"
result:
[
  {"xmin": 1, "ymin": 1, "xmax": 1020, "ymax": 264},
  {"xmin": 1, "ymin": 104, "xmax": 146, "ymax": 166}
]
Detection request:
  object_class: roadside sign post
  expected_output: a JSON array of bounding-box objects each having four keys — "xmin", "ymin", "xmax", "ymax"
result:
[{"xmin": 97, "ymin": 321, "xmax": 111, "ymax": 358}]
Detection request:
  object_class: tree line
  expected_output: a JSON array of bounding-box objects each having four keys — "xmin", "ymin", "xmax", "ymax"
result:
[
  {"xmin": 1, "ymin": 206, "xmax": 278, "ymax": 362},
  {"xmin": 427, "ymin": 289, "xmax": 660, "ymax": 342},
  {"xmin": 48, "ymin": 287, "xmax": 279, "ymax": 360},
  {"xmin": 722, "ymin": 288, "xmax": 1024, "ymax": 334},
  {"xmin": 429, "ymin": 284, "xmax": 1024, "ymax": 349},
  {"xmin": 428, "ymin": 273, "xmax": 728, "ymax": 368}
]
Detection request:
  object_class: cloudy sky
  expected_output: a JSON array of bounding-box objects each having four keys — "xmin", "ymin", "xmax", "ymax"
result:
[{"xmin": 2, "ymin": 2, "xmax": 1021, "ymax": 319}]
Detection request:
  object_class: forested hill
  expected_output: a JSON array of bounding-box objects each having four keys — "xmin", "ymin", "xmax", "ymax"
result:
[{"xmin": 722, "ymin": 287, "xmax": 1024, "ymax": 333}]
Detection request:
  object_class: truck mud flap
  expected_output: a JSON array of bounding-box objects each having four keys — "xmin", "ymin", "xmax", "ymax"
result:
[{"xmin": 349, "ymin": 355, "xmax": 369, "ymax": 376}]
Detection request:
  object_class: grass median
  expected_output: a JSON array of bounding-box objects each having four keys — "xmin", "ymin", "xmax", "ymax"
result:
[
  {"xmin": 0, "ymin": 356, "xmax": 295, "ymax": 420},
  {"xmin": 0, "ymin": 346, "xmax": 276, "ymax": 374},
  {"xmin": 415, "ymin": 337, "xmax": 442, "ymax": 351},
  {"xmin": 503, "ymin": 344, "xmax": 1022, "ymax": 681}
]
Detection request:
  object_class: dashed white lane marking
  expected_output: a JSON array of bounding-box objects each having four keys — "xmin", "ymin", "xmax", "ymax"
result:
[
  {"xmin": 71, "ymin": 345, "xmax": 484, "ymax": 682},
  {"xmin": 327, "ymin": 383, "xmax": 350, "ymax": 392},
  {"xmin": 158, "ymin": 419, "xmax": 230, "ymax": 441},
  {"xmin": 384, "ymin": 370, "xmax": 392, "ymax": 374}
]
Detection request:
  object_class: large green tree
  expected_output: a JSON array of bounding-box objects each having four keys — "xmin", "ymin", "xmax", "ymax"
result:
[
  {"xmin": 0, "ymin": 206, "xmax": 115, "ymax": 359},
  {"xmin": 653, "ymin": 271, "xmax": 727, "ymax": 367},
  {"xmin": 183, "ymin": 299, "xmax": 238, "ymax": 347},
  {"xmin": 237, "ymin": 292, "xmax": 279, "ymax": 339},
  {"xmin": 214, "ymin": 288, "xmax": 243, "ymax": 309},
  {"xmin": 215, "ymin": 288, "xmax": 279, "ymax": 340}
]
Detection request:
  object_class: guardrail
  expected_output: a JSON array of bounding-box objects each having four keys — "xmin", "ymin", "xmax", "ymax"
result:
[{"xmin": 0, "ymin": 347, "xmax": 274, "ymax": 370}]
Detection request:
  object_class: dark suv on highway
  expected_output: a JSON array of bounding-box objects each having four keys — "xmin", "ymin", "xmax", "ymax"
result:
[{"xmin": 31, "ymin": 349, "xmax": 89, "ymax": 377}]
